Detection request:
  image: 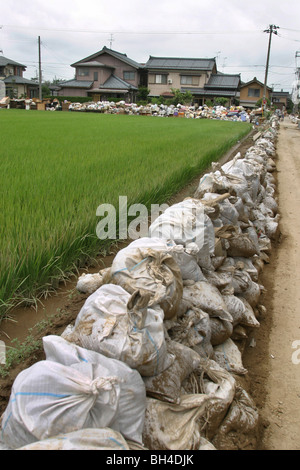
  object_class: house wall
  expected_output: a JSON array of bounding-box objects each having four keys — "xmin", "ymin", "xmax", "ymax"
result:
[
  {"xmin": 75, "ymin": 66, "xmax": 111, "ymax": 86},
  {"xmin": 240, "ymin": 83, "xmax": 271, "ymax": 103},
  {"xmin": 147, "ymin": 70, "xmax": 211, "ymax": 96},
  {"xmin": 100, "ymin": 53, "xmax": 140, "ymax": 87},
  {"xmin": 58, "ymin": 87, "xmax": 88, "ymax": 97}
]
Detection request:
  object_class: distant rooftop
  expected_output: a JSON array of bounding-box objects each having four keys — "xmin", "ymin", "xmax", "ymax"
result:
[{"xmin": 145, "ymin": 56, "xmax": 216, "ymax": 71}]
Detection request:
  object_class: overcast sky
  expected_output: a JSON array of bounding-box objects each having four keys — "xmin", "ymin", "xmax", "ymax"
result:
[{"xmin": 1, "ymin": 0, "xmax": 300, "ymax": 93}]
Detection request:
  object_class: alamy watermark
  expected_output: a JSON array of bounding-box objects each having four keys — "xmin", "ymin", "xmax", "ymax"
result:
[
  {"xmin": 291, "ymin": 340, "xmax": 300, "ymax": 365},
  {"xmin": 96, "ymin": 195, "xmax": 206, "ymax": 245},
  {"xmin": 0, "ymin": 340, "xmax": 5, "ymax": 365}
]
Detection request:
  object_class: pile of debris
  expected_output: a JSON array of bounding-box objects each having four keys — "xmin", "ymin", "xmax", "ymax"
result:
[
  {"xmin": 0, "ymin": 116, "xmax": 280, "ymax": 451},
  {"xmin": 68, "ymin": 100, "xmax": 252, "ymax": 121}
]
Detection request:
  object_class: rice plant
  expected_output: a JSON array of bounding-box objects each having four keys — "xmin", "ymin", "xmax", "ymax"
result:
[{"xmin": 0, "ymin": 109, "xmax": 251, "ymax": 320}]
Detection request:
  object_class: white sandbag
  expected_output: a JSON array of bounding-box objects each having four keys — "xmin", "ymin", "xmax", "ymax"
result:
[
  {"xmin": 1, "ymin": 358, "xmax": 129, "ymax": 449},
  {"xmin": 143, "ymin": 341, "xmax": 201, "ymax": 404},
  {"xmin": 109, "ymin": 238, "xmax": 183, "ymax": 319},
  {"xmin": 62, "ymin": 285, "xmax": 173, "ymax": 377},
  {"xmin": 170, "ymin": 243, "xmax": 206, "ymax": 282},
  {"xmin": 76, "ymin": 268, "xmax": 110, "ymax": 294},
  {"xmin": 143, "ymin": 359, "xmax": 235, "ymax": 450},
  {"xmin": 194, "ymin": 172, "xmax": 227, "ymax": 198},
  {"xmin": 214, "ymin": 338, "xmax": 248, "ymax": 376},
  {"xmin": 148, "ymin": 199, "xmax": 215, "ymax": 270},
  {"xmin": 18, "ymin": 428, "xmax": 133, "ymax": 451},
  {"xmin": 42, "ymin": 335, "xmax": 146, "ymax": 444}
]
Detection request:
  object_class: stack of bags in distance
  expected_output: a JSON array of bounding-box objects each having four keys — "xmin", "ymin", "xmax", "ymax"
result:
[{"xmin": 0, "ymin": 117, "xmax": 279, "ymax": 451}]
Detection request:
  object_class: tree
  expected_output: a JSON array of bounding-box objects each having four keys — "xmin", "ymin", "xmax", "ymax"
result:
[
  {"xmin": 170, "ymin": 88, "xmax": 193, "ymax": 105},
  {"xmin": 137, "ymin": 86, "xmax": 150, "ymax": 102},
  {"xmin": 214, "ymin": 97, "xmax": 228, "ymax": 107}
]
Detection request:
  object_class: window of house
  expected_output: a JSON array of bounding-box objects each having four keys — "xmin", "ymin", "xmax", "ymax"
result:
[
  {"xmin": 123, "ymin": 71, "xmax": 135, "ymax": 81},
  {"xmin": 248, "ymin": 88, "xmax": 260, "ymax": 97},
  {"xmin": 148, "ymin": 74, "xmax": 168, "ymax": 84},
  {"xmin": 78, "ymin": 68, "xmax": 90, "ymax": 77},
  {"xmin": 180, "ymin": 75, "xmax": 199, "ymax": 85},
  {"xmin": 94, "ymin": 71, "xmax": 98, "ymax": 81}
]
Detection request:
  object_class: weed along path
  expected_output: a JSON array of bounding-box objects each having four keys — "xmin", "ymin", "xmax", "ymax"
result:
[{"xmin": 258, "ymin": 119, "xmax": 300, "ymax": 450}]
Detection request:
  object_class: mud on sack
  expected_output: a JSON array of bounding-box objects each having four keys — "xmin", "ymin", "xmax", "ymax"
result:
[
  {"xmin": 108, "ymin": 238, "xmax": 183, "ymax": 320},
  {"xmin": 62, "ymin": 284, "xmax": 174, "ymax": 377}
]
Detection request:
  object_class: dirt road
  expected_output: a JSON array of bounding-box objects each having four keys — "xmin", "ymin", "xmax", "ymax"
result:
[{"xmin": 259, "ymin": 119, "xmax": 300, "ymax": 450}]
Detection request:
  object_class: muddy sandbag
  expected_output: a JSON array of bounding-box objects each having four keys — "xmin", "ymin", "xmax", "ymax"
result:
[
  {"xmin": 167, "ymin": 308, "xmax": 214, "ymax": 359},
  {"xmin": 62, "ymin": 285, "xmax": 174, "ymax": 377},
  {"xmin": 237, "ymin": 280, "xmax": 262, "ymax": 308},
  {"xmin": 76, "ymin": 268, "xmax": 111, "ymax": 295},
  {"xmin": 143, "ymin": 341, "xmax": 201, "ymax": 404},
  {"xmin": 143, "ymin": 359, "xmax": 235, "ymax": 450},
  {"xmin": 226, "ymin": 230, "xmax": 259, "ymax": 258},
  {"xmin": 214, "ymin": 338, "xmax": 248, "ymax": 376},
  {"xmin": 209, "ymin": 317, "xmax": 233, "ymax": 346},
  {"xmin": 109, "ymin": 238, "xmax": 183, "ymax": 320},
  {"xmin": 212, "ymin": 387, "xmax": 259, "ymax": 450},
  {"xmin": 223, "ymin": 294, "xmax": 260, "ymax": 328},
  {"xmin": 178, "ymin": 281, "xmax": 233, "ymax": 322},
  {"xmin": 18, "ymin": 428, "xmax": 137, "ymax": 451}
]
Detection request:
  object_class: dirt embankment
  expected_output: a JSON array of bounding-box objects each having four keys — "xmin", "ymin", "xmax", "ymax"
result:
[{"xmin": 1, "ymin": 121, "xmax": 300, "ymax": 450}]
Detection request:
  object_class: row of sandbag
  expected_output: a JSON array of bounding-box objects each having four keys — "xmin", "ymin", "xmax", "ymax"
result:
[{"xmin": 0, "ymin": 119, "xmax": 279, "ymax": 451}]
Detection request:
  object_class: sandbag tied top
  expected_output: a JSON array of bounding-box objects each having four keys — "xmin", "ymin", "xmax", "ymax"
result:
[
  {"xmin": 148, "ymin": 198, "xmax": 215, "ymax": 270},
  {"xmin": 1, "ymin": 359, "xmax": 123, "ymax": 449},
  {"xmin": 61, "ymin": 284, "xmax": 174, "ymax": 377},
  {"xmin": 109, "ymin": 237, "xmax": 183, "ymax": 320}
]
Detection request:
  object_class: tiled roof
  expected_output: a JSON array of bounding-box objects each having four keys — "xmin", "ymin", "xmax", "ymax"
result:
[
  {"xmin": 0, "ymin": 56, "xmax": 26, "ymax": 68},
  {"xmin": 3, "ymin": 75, "xmax": 38, "ymax": 85},
  {"xmin": 146, "ymin": 56, "xmax": 216, "ymax": 71},
  {"xmin": 58, "ymin": 79, "xmax": 93, "ymax": 89},
  {"xmin": 205, "ymin": 73, "xmax": 241, "ymax": 89},
  {"xmin": 101, "ymin": 74, "xmax": 138, "ymax": 90},
  {"xmin": 71, "ymin": 46, "xmax": 143, "ymax": 69}
]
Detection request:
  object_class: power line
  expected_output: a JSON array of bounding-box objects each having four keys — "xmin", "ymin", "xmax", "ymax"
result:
[{"xmin": 1, "ymin": 23, "xmax": 262, "ymax": 35}]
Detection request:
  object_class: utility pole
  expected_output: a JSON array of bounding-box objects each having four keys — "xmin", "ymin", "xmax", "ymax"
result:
[
  {"xmin": 263, "ymin": 24, "xmax": 280, "ymax": 111},
  {"xmin": 38, "ymin": 36, "xmax": 42, "ymax": 101}
]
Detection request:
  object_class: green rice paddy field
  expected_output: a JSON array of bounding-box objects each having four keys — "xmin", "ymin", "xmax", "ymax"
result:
[{"xmin": 0, "ymin": 109, "xmax": 251, "ymax": 319}]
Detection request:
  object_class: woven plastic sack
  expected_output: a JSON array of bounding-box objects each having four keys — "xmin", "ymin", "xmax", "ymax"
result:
[
  {"xmin": 212, "ymin": 387, "xmax": 259, "ymax": 450},
  {"xmin": 143, "ymin": 359, "xmax": 235, "ymax": 450},
  {"xmin": 148, "ymin": 199, "xmax": 215, "ymax": 270},
  {"xmin": 62, "ymin": 284, "xmax": 174, "ymax": 377},
  {"xmin": 143, "ymin": 340, "xmax": 201, "ymax": 404},
  {"xmin": 1, "ymin": 353, "xmax": 144, "ymax": 449},
  {"xmin": 42, "ymin": 335, "xmax": 146, "ymax": 444},
  {"xmin": 214, "ymin": 338, "xmax": 248, "ymax": 376},
  {"xmin": 18, "ymin": 428, "xmax": 134, "ymax": 451},
  {"xmin": 178, "ymin": 281, "xmax": 233, "ymax": 322},
  {"xmin": 109, "ymin": 238, "xmax": 183, "ymax": 319}
]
